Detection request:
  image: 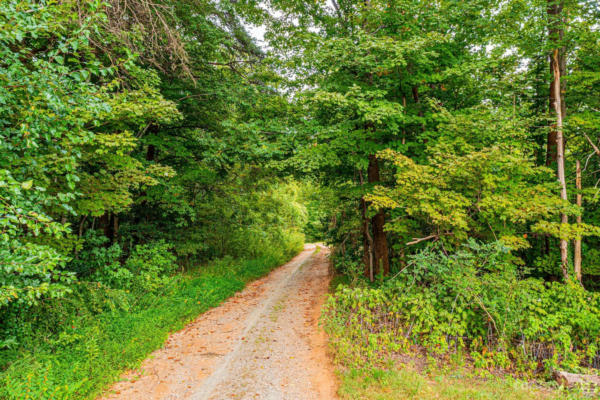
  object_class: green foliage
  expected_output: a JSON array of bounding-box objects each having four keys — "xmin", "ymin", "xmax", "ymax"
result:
[
  {"xmin": 368, "ymin": 109, "xmax": 581, "ymax": 250},
  {"xmin": 71, "ymin": 230, "xmax": 122, "ymax": 278},
  {"xmin": 3, "ymin": 0, "xmax": 600, "ymax": 397},
  {"xmin": 0, "ymin": 241, "xmax": 74, "ymax": 307},
  {"xmin": 0, "ymin": 0, "xmax": 180, "ymax": 309},
  {"xmin": 281, "ymin": 1, "xmax": 600, "ymax": 388},
  {"xmin": 323, "ymin": 241, "xmax": 600, "ymax": 374},
  {"xmin": 0, "ymin": 1, "xmax": 311, "ymax": 397},
  {"xmin": 0, "ymin": 0, "xmax": 100, "ymax": 308},
  {"xmin": 122, "ymin": 241, "xmax": 177, "ymax": 292},
  {"xmin": 0, "ymin": 246, "xmax": 300, "ymax": 400}
]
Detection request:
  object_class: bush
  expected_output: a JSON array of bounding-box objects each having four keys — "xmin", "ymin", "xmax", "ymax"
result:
[
  {"xmin": 75, "ymin": 235, "xmax": 177, "ymax": 292},
  {"xmin": 124, "ymin": 240, "xmax": 178, "ymax": 292},
  {"xmin": 0, "ymin": 240, "xmax": 74, "ymax": 308},
  {"xmin": 70, "ymin": 230, "xmax": 122, "ymax": 279},
  {"xmin": 323, "ymin": 240, "xmax": 600, "ymax": 374}
]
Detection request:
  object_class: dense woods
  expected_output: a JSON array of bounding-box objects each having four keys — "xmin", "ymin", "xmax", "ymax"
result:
[
  {"xmin": 1, "ymin": 0, "xmax": 600, "ymax": 398},
  {"xmin": 0, "ymin": 1, "xmax": 307, "ymax": 397}
]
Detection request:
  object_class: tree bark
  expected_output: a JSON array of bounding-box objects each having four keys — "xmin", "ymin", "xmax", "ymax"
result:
[
  {"xmin": 146, "ymin": 144, "xmax": 156, "ymax": 161},
  {"xmin": 113, "ymin": 213, "xmax": 119, "ymax": 242},
  {"xmin": 99, "ymin": 212, "xmax": 119, "ymax": 243},
  {"xmin": 100, "ymin": 212, "xmax": 112, "ymax": 241},
  {"xmin": 546, "ymin": 0, "xmax": 566, "ymax": 166},
  {"xmin": 361, "ymin": 197, "xmax": 374, "ymax": 281},
  {"xmin": 551, "ymin": 48, "xmax": 569, "ymax": 280},
  {"xmin": 583, "ymin": 133, "xmax": 600, "ymax": 157},
  {"xmin": 367, "ymin": 155, "xmax": 390, "ymax": 276},
  {"xmin": 358, "ymin": 170, "xmax": 374, "ymax": 280},
  {"xmin": 411, "ymin": 85, "xmax": 419, "ymax": 104},
  {"xmin": 574, "ymin": 159, "xmax": 582, "ymax": 283},
  {"xmin": 401, "ymin": 94, "xmax": 407, "ymax": 145}
]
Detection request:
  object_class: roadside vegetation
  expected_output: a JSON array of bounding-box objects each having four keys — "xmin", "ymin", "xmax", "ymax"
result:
[
  {"xmin": 0, "ymin": 1, "xmax": 306, "ymax": 398},
  {"xmin": 338, "ymin": 367, "xmax": 564, "ymax": 400},
  {"xmin": 0, "ymin": 244, "xmax": 302, "ymax": 399},
  {"xmin": 2, "ymin": 0, "xmax": 600, "ymax": 399},
  {"xmin": 324, "ymin": 247, "xmax": 598, "ymax": 399}
]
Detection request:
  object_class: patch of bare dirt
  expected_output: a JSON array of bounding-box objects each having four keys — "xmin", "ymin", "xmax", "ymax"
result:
[{"xmin": 100, "ymin": 244, "xmax": 338, "ymax": 400}]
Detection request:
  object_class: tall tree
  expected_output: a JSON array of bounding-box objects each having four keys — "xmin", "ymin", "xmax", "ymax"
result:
[
  {"xmin": 551, "ymin": 47, "xmax": 569, "ymax": 279},
  {"xmin": 266, "ymin": 0, "xmax": 498, "ymax": 276},
  {"xmin": 574, "ymin": 159, "xmax": 582, "ymax": 282},
  {"xmin": 546, "ymin": 0, "xmax": 566, "ymax": 165}
]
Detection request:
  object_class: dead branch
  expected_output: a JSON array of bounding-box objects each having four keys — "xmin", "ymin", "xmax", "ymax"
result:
[
  {"xmin": 584, "ymin": 133, "xmax": 600, "ymax": 157},
  {"xmin": 406, "ymin": 234, "xmax": 438, "ymax": 246}
]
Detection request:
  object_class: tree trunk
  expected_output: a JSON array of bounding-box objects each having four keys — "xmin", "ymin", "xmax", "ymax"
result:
[
  {"xmin": 359, "ymin": 170, "xmax": 374, "ymax": 280},
  {"xmin": 100, "ymin": 212, "xmax": 112, "ymax": 241},
  {"xmin": 401, "ymin": 94, "xmax": 407, "ymax": 145},
  {"xmin": 574, "ymin": 159, "xmax": 582, "ymax": 283},
  {"xmin": 146, "ymin": 144, "xmax": 156, "ymax": 161},
  {"xmin": 113, "ymin": 213, "xmax": 119, "ymax": 242},
  {"xmin": 100, "ymin": 212, "xmax": 119, "ymax": 243},
  {"xmin": 412, "ymin": 85, "xmax": 419, "ymax": 104},
  {"xmin": 361, "ymin": 197, "xmax": 374, "ymax": 281},
  {"xmin": 551, "ymin": 48, "xmax": 569, "ymax": 280},
  {"xmin": 367, "ymin": 155, "xmax": 390, "ymax": 276},
  {"xmin": 546, "ymin": 0, "xmax": 566, "ymax": 166}
]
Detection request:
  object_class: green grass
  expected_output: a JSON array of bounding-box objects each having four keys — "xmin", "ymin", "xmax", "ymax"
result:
[
  {"xmin": 338, "ymin": 367, "xmax": 589, "ymax": 400},
  {"xmin": 0, "ymin": 250, "xmax": 301, "ymax": 400}
]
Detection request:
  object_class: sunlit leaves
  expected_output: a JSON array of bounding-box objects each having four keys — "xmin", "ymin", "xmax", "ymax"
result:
[
  {"xmin": 0, "ymin": 0, "xmax": 182, "ymax": 306},
  {"xmin": 370, "ymin": 112, "xmax": 575, "ymax": 248}
]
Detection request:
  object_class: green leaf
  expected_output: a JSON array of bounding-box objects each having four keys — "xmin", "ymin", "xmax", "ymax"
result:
[{"xmin": 21, "ymin": 180, "xmax": 33, "ymax": 190}]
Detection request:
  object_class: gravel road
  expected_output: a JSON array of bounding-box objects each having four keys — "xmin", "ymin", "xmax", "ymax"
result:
[{"xmin": 100, "ymin": 244, "xmax": 338, "ymax": 400}]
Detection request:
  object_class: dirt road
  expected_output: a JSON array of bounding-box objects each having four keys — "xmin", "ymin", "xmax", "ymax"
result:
[{"xmin": 100, "ymin": 244, "xmax": 338, "ymax": 400}]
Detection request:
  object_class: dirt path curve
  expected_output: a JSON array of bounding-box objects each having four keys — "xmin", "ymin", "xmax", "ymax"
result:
[{"xmin": 100, "ymin": 244, "xmax": 338, "ymax": 400}]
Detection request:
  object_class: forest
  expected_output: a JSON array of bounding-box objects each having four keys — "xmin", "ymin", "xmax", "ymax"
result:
[{"xmin": 1, "ymin": 0, "xmax": 600, "ymax": 399}]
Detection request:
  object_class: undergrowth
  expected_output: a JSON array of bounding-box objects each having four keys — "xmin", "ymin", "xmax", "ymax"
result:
[
  {"xmin": 324, "ymin": 241, "xmax": 600, "ymax": 374},
  {"xmin": 323, "ymin": 240, "xmax": 600, "ymax": 399},
  {"xmin": 0, "ymin": 242, "xmax": 303, "ymax": 400}
]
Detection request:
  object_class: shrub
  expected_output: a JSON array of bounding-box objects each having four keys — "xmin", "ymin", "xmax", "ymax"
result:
[
  {"xmin": 323, "ymin": 240, "xmax": 600, "ymax": 374},
  {"xmin": 70, "ymin": 230, "xmax": 122, "ymax": 278},
  {"xmin": 124, "ymin": 240, "xmax": 178, "ymax": 293},
  {"xmin": 0, "ymin": 241, "xmax": 74, "ymax": 308}
]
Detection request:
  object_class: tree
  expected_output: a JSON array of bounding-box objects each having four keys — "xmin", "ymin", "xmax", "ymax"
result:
[
  {"xmin": 574, "ymin": 159, "xmax": 582, "ymax": 282},
  {"xmin": 546, "ymin": 0, "xmax": 566, "ymax": 166},
  {"xmin": 266, "ymin": 0, "xmax": 499, "ymax": 277},
  {"xmin": 551, "ymin": 47, "xmax": 569, "ymax": 279}
]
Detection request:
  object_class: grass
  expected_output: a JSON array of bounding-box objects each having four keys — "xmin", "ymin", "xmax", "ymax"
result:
[
  {"xmin": 0, "ymin": 249, "xmax": 301, "ymax": 400},
  {"xmin": 337, "ymin": 367, "xmax": 589, "ymax": 400}
]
